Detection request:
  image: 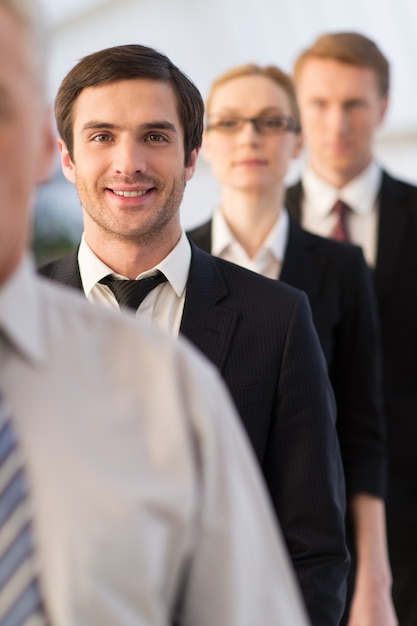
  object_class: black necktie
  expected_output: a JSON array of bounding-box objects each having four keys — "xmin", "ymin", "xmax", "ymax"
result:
[
  {"xmin": 330, "ymin": 200, "xmax": 351, "ymax": 242},
  {"xmin": 0, "ymin": 392, "xmax": 48, "ymax": 626},
  {"xmin": 100, "ymin": 271, "xmax": 167, "ymax": 311}
]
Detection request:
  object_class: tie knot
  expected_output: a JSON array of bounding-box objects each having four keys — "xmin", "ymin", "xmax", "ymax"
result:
[
  {"xmin": 100, "ymin": 271, "xmax": 167, "ymax": 311},
  {"xmin": 332, "ymin": 199, "xmax": 350, "ymax": 218}
]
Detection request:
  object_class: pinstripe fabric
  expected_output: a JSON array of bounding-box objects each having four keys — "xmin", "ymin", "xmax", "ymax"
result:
[
  {"xmin": 188, "ymin": 218, "xmax": 385, "ymax": 498},
  {"xmin": 0, "ymin": 394, "xmax": 47, "ymax": 626}
]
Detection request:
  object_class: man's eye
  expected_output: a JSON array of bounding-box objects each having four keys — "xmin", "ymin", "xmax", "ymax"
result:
[
  {"xmin": 346, "ymin": 101, "xmax": 364, "ymax": 110},
  {"xmin": 146, "ymin": 133, "xmax": 166, "ymax": 142},
  {"xmin": 93, "ymin": 134, "xmax": 111, "ymax": 142}
]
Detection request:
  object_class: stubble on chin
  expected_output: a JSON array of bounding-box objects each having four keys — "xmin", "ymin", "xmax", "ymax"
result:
[{"xmin": 79, "ymin": 170, "xmax": 187, "ymax": 249}]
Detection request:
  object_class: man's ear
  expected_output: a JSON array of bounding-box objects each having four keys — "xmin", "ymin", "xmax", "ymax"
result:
[
  {"xmin": 378, "ymin": 95, "xmax": 389, "ymax": 126},
  {"xmin": 57, "ymin": 137, "xmax": 76, "ymax": 183},
  {"xmin": 37, "ymin": 107, "xmax": 57, "ymax": 184},
  {"xmin": 185, "ymin": 147, "xmax": 200, "ymax": 182},
  {"xmin": 292, "ymin": 132, "xmax": 304, "ymax": 160}
]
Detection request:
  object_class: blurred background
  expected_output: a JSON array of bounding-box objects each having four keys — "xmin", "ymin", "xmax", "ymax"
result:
[{"xmin": 35, "ymin": 0, "xmax": 417, "ymax": 264}]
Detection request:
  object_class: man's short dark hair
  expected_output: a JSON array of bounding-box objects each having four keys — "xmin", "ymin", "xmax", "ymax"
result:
[{"xmin": 55, "ymin": 44, "xmax": 204, "ymax": 165}]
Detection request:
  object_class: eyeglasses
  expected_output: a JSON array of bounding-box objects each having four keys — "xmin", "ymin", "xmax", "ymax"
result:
[{"xmin": 206, "ymin": 114, "xmax": 300, "ymax": 135}]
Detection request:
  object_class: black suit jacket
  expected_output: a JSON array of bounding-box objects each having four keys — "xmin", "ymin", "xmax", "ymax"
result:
[
  {"xmin": 39, "ymin": 242, "xmax": 349, "ymax": 626},
  {"xmin": 188, "ymin": 218, "xmax": 386, "ymax": 501},
  {"xmin": 286, "ymin": 172, "xmax": 417, "ymax": 526}
]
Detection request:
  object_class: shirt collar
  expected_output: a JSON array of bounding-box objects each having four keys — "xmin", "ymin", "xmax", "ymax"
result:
[
  {"xmin": 78, "ymin": 230, "xmax": 191, "ymax": 299},
  {"xmin": 264, "ymin": 209, "xmax": 289, "ymax": 262},
  {"xmin": 212, "ymin": 206, "xmax": 289, "ymax": 264},
  {"xmin": 0, "ymin": 256, "xmax": 45, "ymax": 364},
  {"xmin": 302, "ymin": 160, "xmax": 382, "ymax": 217}
]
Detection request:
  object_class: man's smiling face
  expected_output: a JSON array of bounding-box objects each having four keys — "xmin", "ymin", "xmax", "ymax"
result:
[{"xmin": 59, "ymin": 78, "xmax": 197, "ymax": 248}]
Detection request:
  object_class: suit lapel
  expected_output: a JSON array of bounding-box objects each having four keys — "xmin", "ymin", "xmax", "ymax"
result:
[
  {"xmin": 180, "ymin": 243, "xmax": 239, "ymax": 373},
  {"xmin": 186, "ymin": 221, "xmax": 212, "ymax": 253},
  {"xmin": 41, "ymin": 248, "xmax": 83, "ymax": 291},
  {"xmin": 280, "ymin": 219, "xmax": 322, "ymax": 306},
  {"xmin": 285, "ymin": 182, "xmax": 304, "ymax": 222},
  {"xmin": 374, "ymin": 172, "xmax": 409, "ymax": 301}
]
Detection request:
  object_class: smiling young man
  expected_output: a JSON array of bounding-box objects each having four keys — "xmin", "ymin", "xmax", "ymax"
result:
[
  {"xmin": 39, "ymin": 44, "xmax": 350, "ymax": 625},
  {"xmin": 286, "ymin": 31, "xmax": 417, "ymax": 626}
]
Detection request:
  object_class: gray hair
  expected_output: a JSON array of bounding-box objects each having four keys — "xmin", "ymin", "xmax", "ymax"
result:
[{"xmin": 0, "ymin": 0, "xmax": 48, "ymax": 90}]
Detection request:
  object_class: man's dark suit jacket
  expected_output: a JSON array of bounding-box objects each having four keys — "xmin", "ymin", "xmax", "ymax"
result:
[
  {"xmin": 39, "ymin": 242, "xmax": 349, "ymax": 626},
  {"xmin": 286, "ymin": 172, "xmax": 417, "ymax": 526},
  {"xmin": 286, "ymin": 172, "xmax": 417, "ymax": 624},
  {"xmin": 188, "ymin": 218, "xmax": 386, "ymax": 502}
]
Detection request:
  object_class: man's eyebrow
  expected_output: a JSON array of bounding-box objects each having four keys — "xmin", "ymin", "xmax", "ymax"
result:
[
  {"xmin": 81, "ymin": 122, "xmax": 119, "ymax": 132},
  {"xmin": 80, "ymin": 120, "xmax": 178, "ymax": 134},
  {"xmin": 141, "ymin": 121, "xmax": 178, "ymax": 134}
]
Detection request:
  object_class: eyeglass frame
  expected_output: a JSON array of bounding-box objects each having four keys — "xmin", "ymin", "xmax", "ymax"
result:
[{"xmin": 205, "ymin": 113, "xmax": 301, "ymax": 135}]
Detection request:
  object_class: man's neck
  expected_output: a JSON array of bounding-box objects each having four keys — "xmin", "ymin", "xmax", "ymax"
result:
[
  {"xmin": 309, "ymin": 156, "xmax": 373, "ymax": 190},
  {"xmin": 84, "ymin": 229, "xmax": 181, "ymax": 279}
]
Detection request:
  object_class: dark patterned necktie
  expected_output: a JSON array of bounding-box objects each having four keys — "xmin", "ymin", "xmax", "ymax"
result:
[
  {"xmin": 100, "ymin": 271, "xmax": 167, "ymax": 311},
  {"xmin": 330, "ymin": 200, "xmax": 351, "ymax": 242},
  {"xmin": 0, "ymin": 392, "xmax": 48, "ymax": 626}
]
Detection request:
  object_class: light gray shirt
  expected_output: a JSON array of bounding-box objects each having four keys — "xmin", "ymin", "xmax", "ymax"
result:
[{"xmin": 0, "ymin": 257, "xmax": 308, "ymax": 626}]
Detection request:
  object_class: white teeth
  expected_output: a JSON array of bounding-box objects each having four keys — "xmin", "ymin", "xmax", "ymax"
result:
[{"xmin": 113, "ymin": 189, "xmax": 148, "ymax": 197}]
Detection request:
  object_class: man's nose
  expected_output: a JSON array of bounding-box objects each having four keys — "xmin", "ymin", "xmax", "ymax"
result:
[
  {"xmin": 327, "ymin": 106, "xmax": 349, "ymax": 135},
  {"xmin": 113, "ymin": 138, "xmax": 147, "ymax": 175}
]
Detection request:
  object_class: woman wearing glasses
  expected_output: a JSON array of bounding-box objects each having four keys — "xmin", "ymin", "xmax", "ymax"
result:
[{"xmin": 188, "ymin": 64, "xmax": 396, "ymax": 626}]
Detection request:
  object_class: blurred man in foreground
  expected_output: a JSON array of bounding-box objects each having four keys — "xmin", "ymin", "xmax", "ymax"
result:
[{"xmin": 0, "ymin": 1, "xmax": 310, "ymax": 624}]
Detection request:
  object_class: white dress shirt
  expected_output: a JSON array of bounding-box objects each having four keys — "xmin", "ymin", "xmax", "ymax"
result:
[
  {"xmin": 0, "ymin": 257, "xmax": 308, "ymax": 626},
  {"xmin": 301, "ymin": 161, "xmax": 382, "ymax": 266},
  {"xmin": 78, "ymin": 230, "xmax": 191, "ymax": 335},
  {"xmin": 212, "ymin": 206, "xmax": 289, "ymax": 279}
]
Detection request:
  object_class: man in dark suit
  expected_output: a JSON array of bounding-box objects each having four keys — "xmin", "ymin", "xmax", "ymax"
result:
[
  {"xmin": 38, "ymin": 44, "xmax": 349, "ymax": 626},
  {"xmin": 286, "ymin": 31, "xmax": 417, "ymax": 626}
]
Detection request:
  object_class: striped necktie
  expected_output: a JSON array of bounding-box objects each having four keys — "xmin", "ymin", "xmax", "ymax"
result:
[
  {"xmin": 0, "ymin": 392, "xmax": 48, "ymax": 626},
  {"xmin": 100, "ymin": 271, "xmax": 167, "ymax": 311}
]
